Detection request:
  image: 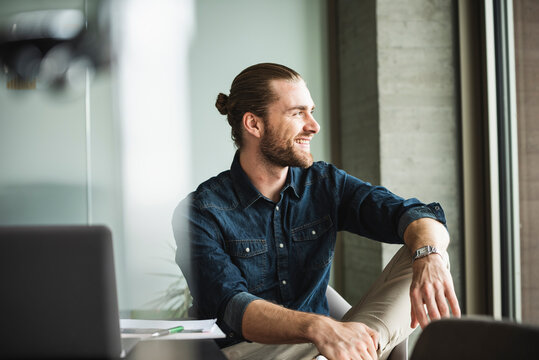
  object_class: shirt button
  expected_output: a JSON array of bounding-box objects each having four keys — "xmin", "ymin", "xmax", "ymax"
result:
[
  {"xmin": 311, "ymin": 230, "xmax": 316, "ymax": 235},
  {"xmin": 279, "ymin": 243, "xmax": 284, "ymax": 248},
  {"xmin": 276, "ymin": 206, "xmax": 280, "ymax": 211},
  {"xmin": 282, "ymin": 280, "xmax": 287, "ymax": 285},
  {"xmin": 245, "ymin": 247, "xmax": 250, "ymax": 253}
]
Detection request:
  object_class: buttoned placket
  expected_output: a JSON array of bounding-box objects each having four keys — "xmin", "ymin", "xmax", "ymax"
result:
[{"xmin": 273, "ymin": 197, "xmax": 291, "ymax": 302}]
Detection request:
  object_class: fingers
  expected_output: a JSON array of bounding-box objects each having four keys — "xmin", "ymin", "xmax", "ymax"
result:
[
  {"xmin": 315, "ymin": 322, "xmax": 379, "ymax": 360},
  {"xmin": 333, "ymin": 339, "xmax": 378, "ymax": 360},
  {"xmin": 410, "ymin": 287, "xmax": 429, "ymax": 328},
  {"xmin": 366, "ymin": 344, "xmax": 378, "ymax": 360},
  {"xmin": 446, "ymin": 284, "xmax": 462, "ymax": 318},
  {"xmin": 359, "ymin": 343, "xmax": 378, "ymax": 360},
  {"xmin": 358, "ymin": 325, "xmax": 378, "ymax": 360},
  {"xmin": 364, "ymin": 325, "xmax": 379, "ymax": 350},
  {"xmin": 410, "ymin": 306, "xmax": 418, "ymax": 329},
  {"xmin": 410, "ymin": 281, "xmax": 461, "ymax": 329},
  {"xmin": 366, "ymin": 326, "xmax": 379, "ymax": 360},
  {"xmin": 435, "ymin": 285, "xmax": 450, "ymax": 318}
]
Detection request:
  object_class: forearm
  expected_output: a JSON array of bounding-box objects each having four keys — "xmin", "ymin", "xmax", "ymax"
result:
[
  {"xmin": 241, "ymin": 299, "xmax": 327, "ymax": 344},
  {"xmin": 241, "ymin": 299, "xmax": 379, "ymax": 359},
  {"xmin": 403, "ymin": 217, "xmax": 449, "ymax": 253}
]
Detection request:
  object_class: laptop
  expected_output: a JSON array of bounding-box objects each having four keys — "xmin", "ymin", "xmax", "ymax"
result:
[{"xmin": 0, "ymin": 225, "xmax": 135, "ymax": 359}]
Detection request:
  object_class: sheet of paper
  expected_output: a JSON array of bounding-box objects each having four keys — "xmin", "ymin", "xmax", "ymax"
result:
[{"xmin": 119, "ymin": 319, "xmax": 225, "ymax": 340}]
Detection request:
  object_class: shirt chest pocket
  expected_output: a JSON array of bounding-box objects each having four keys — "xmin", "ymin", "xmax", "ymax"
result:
[
  {"xmin": 291, "ymin": 215, "xmax": 335, "ymax": 270},
  {"xmin": 226, "ymin": 239, "xmax": 268, "ymax": 292}
]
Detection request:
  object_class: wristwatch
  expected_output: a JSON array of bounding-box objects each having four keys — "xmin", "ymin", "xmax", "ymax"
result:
[{"xmin": 412, "ymin": 245, "xmax": 440, "ymax": 262}]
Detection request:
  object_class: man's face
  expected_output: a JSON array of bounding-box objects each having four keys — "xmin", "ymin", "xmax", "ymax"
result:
[{"xmin": 259, "ymin": 79, "xmax": 320, "ymax": 168}]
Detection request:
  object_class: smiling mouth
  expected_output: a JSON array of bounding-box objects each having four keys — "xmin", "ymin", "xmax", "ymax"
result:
[{"xmin": 295, "ymin": 139, "xmax": 310, "ymax": 145}]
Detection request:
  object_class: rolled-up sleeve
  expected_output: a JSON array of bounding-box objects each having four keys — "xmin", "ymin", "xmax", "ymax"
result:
[
  {"xmin": 223, "ymin": 292, "xmax": 261, "ymax": 335},
  {"xmin": 397, "ymin": 202, "xmax": 447, "ymax": 239},
  {"xmin": 172, "ymin": 197, "xmax": 259, "ymax": 337}
]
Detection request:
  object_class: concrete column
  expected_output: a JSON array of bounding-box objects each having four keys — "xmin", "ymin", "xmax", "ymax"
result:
[{"xmin": 337, "ymin": 0, "xmax": 462, "ymax": 307}]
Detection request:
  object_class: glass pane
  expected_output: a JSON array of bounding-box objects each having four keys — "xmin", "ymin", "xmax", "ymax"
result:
[{"xmin": 0, "ymin": 1, "xmax": 88, "ymax": 226}]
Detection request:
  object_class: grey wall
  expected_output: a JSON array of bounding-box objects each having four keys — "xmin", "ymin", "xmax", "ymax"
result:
[{"xmin": 514, "ymin": 0, "xmax": 539, "ymax": 324}]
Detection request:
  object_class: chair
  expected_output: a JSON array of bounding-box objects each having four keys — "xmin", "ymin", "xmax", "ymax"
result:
[
  {"xmin": 410, "ymin": 317, "xmax": 539, "ymax": 360},
  {"xmin": 326, "ymin": 285, "xmax": 408, "ymax": 360}
]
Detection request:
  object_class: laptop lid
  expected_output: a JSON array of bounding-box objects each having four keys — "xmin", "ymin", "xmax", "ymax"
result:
[{"xmin": 0, "ymin": 225, "xmax": 122, "ymax": 359}]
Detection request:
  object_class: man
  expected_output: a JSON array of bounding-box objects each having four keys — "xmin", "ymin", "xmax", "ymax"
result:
[{"xmin": 173, "ymin": 63, "xmax": 460, "ymax": 360}]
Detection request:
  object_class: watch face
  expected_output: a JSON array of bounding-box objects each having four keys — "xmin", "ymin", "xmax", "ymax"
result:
[{"xmin": 414, "ymin": 246, "xmax": 436, "ymax": 260}]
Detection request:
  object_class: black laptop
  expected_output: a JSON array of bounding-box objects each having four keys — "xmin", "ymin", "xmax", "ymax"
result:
[{"xmin": 0, "ymin": 225, "xmax": 129, "ymax": 359}]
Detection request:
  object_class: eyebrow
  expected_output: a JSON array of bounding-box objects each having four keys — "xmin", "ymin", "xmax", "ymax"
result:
[{"xmin": 284, "ymin": 105, "xmax": 316, "ymax": 112}]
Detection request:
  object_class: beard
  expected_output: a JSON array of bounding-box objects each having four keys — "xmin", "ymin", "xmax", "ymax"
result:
[{"xmin": 259, "ymin": 123, "xmax": 314, "ymax": 168}]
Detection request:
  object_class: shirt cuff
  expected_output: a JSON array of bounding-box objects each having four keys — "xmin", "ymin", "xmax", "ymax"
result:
[
  {"xmin": 223, "ymin": 292, "xmax": 261, "ymax": 336},
  {"xmin": 397, "ymin": 202, "xmax": 447, "ymax": 239}
]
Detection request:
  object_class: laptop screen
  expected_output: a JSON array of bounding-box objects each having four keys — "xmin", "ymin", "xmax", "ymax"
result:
[{"xmin": 0, "ymin": 225, "xmax": 122, "ymax": 359}]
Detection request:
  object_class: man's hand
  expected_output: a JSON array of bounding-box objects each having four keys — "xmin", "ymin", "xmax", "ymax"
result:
[
  {"xmin": 409, "ymin": 250, "xmax": 461, "ymax": 329},
  {"xmin": 404, "ymin": 217, "xmax": 461, "ymax": 329},
  {"xmin": 310, "ymin": 317, "xmax": 379, "ymax": 360}
]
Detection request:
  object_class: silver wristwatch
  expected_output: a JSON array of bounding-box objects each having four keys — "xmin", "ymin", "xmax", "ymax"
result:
[{"xmin": 412, "ymin": 245, "xmax": 440, "ymax": 262}]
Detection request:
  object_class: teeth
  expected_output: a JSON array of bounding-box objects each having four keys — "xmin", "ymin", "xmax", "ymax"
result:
[{"xmin": 296, "ymin": 139, "xmax": 310, "ymax": 144}]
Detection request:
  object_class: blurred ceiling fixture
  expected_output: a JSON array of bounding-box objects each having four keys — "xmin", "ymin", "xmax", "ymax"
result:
[{"xmin": 0, "ymin": 5, "xmax": 110, "ymax": 90}]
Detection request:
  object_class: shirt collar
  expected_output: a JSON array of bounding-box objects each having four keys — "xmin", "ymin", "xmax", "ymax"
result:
[
  {"xmin": 230, "ymin": 152, "xmax": 301, "ymax": 208},
  {"xmin": 285, "ymin": 166, "xmax": 301, "ymax": 199},
  {"xmin": 230, "ymin": 152, "xmax": 263, "ymax": 208}
]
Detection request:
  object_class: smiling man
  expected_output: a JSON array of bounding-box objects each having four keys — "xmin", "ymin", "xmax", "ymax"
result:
[{"xmin": 172, "ymin": 63, "xmax": 460, "ymax": 360}]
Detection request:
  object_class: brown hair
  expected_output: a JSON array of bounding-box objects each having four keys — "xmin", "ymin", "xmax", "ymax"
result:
[{"xmin": 215, "ymin": 63, "xmax": 301, "ymax": 148}]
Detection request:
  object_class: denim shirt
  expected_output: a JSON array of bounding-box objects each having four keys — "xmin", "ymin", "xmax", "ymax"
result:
[{"xmin": 172, "ymin": 153, "xmax": 446, "ymax": 348}]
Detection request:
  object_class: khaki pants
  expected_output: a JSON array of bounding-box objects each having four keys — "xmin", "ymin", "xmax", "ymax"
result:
[{"xmin": 223, "ymin": 245, "xmax": 440, "ymax": 360}]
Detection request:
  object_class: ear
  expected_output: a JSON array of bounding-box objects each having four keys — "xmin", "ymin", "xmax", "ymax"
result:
[{"xmin": 242, "ymin": 112, "xmax": 264, "ymax": 139}]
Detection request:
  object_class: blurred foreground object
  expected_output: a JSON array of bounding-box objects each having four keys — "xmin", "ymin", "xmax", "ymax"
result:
[
  {"xmin": 410, "ymin": 317, "xmax": 539, "ymax": 359},
  {"xmin": 0, "ymin": 3, "xmax": 110, "ymax": 90}
]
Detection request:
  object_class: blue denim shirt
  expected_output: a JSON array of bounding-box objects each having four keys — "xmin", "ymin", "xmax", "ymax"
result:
[{"xmin": 172, "ymin": 153, "xmax": 446, "ymax": 348}]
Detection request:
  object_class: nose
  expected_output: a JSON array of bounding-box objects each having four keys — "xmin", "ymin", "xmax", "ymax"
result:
[{"xmin": 304, "ymin": 113, "xmax": 320, "ymax": 134}]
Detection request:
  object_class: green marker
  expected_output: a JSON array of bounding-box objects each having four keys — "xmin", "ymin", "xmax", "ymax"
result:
[{"xmin": 151, "ymin": 326, "xmax": 184, "ymax": 337}]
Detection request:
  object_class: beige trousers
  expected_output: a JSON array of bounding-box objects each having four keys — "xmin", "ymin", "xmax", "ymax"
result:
[{"xmin": 222, "ymin": 245, "xmax": 433, "ymax": 360}]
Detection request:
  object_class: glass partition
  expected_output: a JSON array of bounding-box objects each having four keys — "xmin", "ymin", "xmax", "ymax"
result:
[
  {"xmin": 0, "ymin": 0, "xmax": 193, "ymax": 315},
  {"xmin": 0, "ymin": 0, "xmax": 89, "ymax": 226}
]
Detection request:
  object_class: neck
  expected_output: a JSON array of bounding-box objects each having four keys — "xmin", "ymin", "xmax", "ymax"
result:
[{"xmin": 239, "ymin": 149, "xmax": 288, "ymax": 203}]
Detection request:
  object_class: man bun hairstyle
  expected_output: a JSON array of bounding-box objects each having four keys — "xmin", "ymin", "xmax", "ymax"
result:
[
  {"xmin": 215, "ymin": 93, "xmax": 229, "ymax": 115},
  {"xmin": 215, "ymin": 63, "xmax": 301, "ymax": 148}
]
